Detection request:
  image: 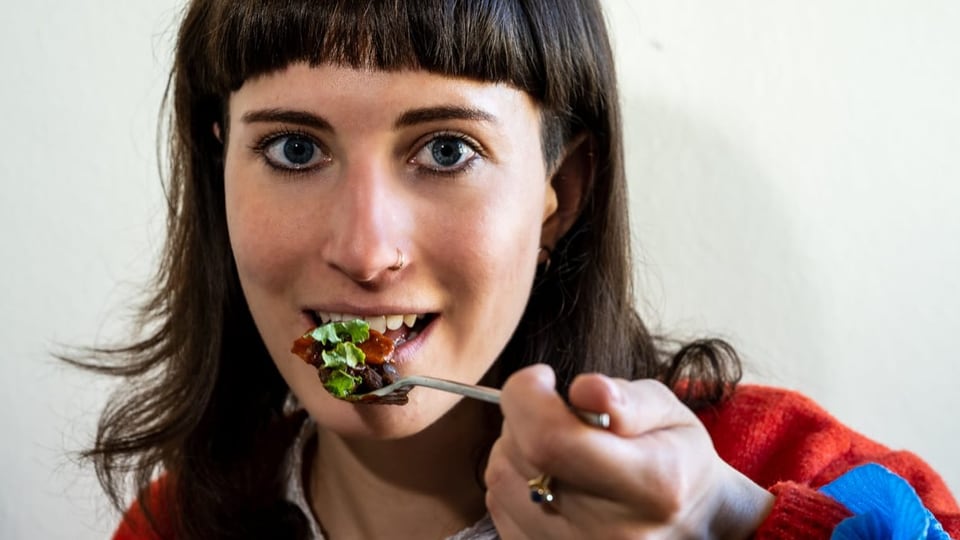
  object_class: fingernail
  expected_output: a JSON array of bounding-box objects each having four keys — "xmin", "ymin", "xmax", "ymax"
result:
[
  {"xmin": 605, "ymin": 376, "xmax": 624, "ymax": 406},
  {"xmin": 534, "ymin": 363, "xmax": 556, "ymax": 384}
]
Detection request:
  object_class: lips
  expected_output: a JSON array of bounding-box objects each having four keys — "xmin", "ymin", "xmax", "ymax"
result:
[
  {"xmin": 312, "ymin": 311, "xmax": 420, "ymax": 333},
  {"xmin": 307, "ymin": 310, "xmax": 435, "ymax": 346}
]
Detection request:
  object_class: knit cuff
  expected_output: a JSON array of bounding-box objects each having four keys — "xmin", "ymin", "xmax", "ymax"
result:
[{"xmin": 753, "ymin": 481, "xmax": 852, "ymax": 539}]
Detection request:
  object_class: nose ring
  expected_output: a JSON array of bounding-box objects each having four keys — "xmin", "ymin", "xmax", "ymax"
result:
[{"xmin": 388, "ymin": 248, "xmax": 405, "ymax": 271}]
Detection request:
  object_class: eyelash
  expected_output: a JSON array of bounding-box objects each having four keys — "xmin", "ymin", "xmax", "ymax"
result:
[
  {"xmin": 410, "ymin": 131, "xmax": 485, "ymax": 178},
  {"xmin": 250, "ymin": 129, "xmax": 328, "ymax": 176},
  {"xmin": 248, "ymin": 129, "xmax": 486, "ymax": 177}
]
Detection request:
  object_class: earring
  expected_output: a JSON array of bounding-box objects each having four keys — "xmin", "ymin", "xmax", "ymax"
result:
[
  {"xmin": 388, "ymin": 248, "xmax": 405, "ymax": 271},
  {"xmin": 537, "ymin": 246, "xmax": 552, "ymax": 273}
]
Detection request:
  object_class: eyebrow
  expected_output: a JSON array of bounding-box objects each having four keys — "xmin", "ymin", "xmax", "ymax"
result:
[
  {"xmin": 394, "ymin": 106, "xmax": 497, "ymax": 128},
  {"xmin": 239, "ymin": 105, "xmax": 497, "ymax": 131},
  {"xmin": 241, "ymin": 109, "xmax": 332, "ymax": 131}
]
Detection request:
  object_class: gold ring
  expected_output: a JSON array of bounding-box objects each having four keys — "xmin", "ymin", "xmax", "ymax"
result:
[{"xmin": 527, "ymin": 473, "xmax": 554, "ymax": 504}]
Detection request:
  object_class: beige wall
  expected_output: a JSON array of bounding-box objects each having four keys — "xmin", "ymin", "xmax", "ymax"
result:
[
  {"xmin": 607, "ymin": 0, "xmax": 959, "ymax": 495},
  {"xmin": 0, "ymin": 1, "xmax": 956, "ymax": 537}
]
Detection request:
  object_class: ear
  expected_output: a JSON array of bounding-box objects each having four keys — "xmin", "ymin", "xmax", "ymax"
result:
[
  {"xmin": 213, "ymin": 122, "xmax": 224, "ymax": 143},
  {"xmin": 540, "ymin": 133, "xmax": 593, "ymax": 251}
]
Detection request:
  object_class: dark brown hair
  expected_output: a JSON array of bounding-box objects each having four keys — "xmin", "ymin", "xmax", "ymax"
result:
[{"xmin": 75, "ymin": 1, "xmax": 741, "ymax": 538}]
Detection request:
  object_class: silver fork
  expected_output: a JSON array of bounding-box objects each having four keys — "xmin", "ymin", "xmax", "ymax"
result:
[{"xmin": 346, "ymin": 374, "xmax": 611, "ymax": 428}]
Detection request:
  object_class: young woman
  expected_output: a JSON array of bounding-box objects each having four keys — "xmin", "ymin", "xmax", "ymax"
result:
[{"xmin": 81, "ymin": 0, "xmax": 958, "ymax": 538}]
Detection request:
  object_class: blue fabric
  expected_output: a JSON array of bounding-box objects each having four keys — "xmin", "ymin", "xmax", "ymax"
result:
[{"xmin": 819, "ymin": 463, "xmax": 950, "ymax": 540}]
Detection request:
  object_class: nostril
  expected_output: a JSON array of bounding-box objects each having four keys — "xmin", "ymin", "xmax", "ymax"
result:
[{"xmin": 328, "ymin": 245, "xmax": 408, "ymax": 284}]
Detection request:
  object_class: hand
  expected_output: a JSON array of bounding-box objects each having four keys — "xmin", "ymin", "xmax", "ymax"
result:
[{"xmin": 484, "ymin": 364, "xmax": 774, "ymax": 539}]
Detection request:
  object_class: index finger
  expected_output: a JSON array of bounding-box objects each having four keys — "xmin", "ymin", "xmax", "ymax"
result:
[
  {"xmin": 499, "ymin": 367, "xmax": 704, "ymax": 503},
  {"xmin": 498, "ymin": 366, "xmax": 626, "ymax": 481},
  {"xmin": 568, "ymin": 373, "xmax": 697, "ymax": 437}
]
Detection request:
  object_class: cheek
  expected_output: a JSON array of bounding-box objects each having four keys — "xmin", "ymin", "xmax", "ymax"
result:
[
  {"xmin": 481, "ymin": 173, "xmax": 548, "ymax": 270},
  {"xmin": 224, "ymin": 169, "xmax": 303, "ymax": 296},
  {"xmin": 434, "ymin": 175, "xmax": 546, "ymax": 327},
  {"xmin": 472, "ymin": 204, "xmax": 539, "ymax": 276}
]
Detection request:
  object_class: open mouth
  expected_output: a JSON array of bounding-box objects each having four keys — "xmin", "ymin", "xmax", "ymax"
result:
[{"xmin": 307, "ymin": 310, "xmax": 436, "ymax": 347}]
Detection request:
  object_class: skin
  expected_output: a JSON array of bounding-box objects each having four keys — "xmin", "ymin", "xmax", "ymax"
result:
[
  {"xmin": 490, "ymin": 367, "xmax": 775, "ymax": 539},
  {"xmin": 225, "ymin": 63, "xmax": 560, "ymax": 439},
  {"xmin": 223, "ymin": 63, "xmax": 773, "ymax": 539},
  {"xmin": 224, "ymin": 62, "xmax": 567, "ymax": 538}
]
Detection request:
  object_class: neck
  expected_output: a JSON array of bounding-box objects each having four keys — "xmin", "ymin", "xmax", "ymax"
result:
[{"xmin": 307, "ymin": 400, "xmax": 497, "ymax": 540}]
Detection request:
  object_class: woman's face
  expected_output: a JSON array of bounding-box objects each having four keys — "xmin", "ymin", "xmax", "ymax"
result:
[{"xmin": 224, "ymin": 63, "xmax": 559, "ymax": 437}]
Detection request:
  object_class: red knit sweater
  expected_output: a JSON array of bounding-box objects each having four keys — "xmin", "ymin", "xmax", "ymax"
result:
[{"xmin": 114, "ymin": 385, "xmax": 960, "ymax": 538}]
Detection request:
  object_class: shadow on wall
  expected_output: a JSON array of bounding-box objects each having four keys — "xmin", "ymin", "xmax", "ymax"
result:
[{"xmin": 622, "ymin": 97, "xmax": 828, "ymax": 387}]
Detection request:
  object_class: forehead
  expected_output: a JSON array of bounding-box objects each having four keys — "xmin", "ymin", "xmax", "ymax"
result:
[{"xmin": 229, "ymin": 63, "xmax": 542, "ymax": 129}]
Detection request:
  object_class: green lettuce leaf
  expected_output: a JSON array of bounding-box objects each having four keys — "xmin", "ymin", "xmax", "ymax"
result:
[
  {"xmin": 320, "ymin": 342, "xmax": 366, "ymax": 369},
  {"xmin": 308, "ymin": 319, "xmax": 370, "ymax": 346},
  {"xmin": 323, "ymin": 368, "xmax": 362, "ymax": 398},
  {"xmin": 307, "ymin": 320, "xmax": 370, "ymax": 398}
]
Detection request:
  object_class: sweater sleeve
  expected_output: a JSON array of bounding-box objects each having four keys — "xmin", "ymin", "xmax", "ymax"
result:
[
  {"xmin": 753, "ymin": 481, "xmax": 853, "ymax": 538},
  {"xmin": 112, "ymin": 477, "xmax": 173, "ymax": 540},
  {"xmin": 697, "ymin": 385, "xmax": 960, "ymax": 538}
]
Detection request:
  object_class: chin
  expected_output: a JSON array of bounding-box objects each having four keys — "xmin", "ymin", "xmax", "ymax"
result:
[{"xmin": 305, "ymin": 386, "xmax": 467, "ymax": 440}]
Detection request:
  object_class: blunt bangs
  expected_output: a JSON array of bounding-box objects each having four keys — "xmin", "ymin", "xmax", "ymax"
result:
[
  {"xmin": 176, "ymin": 0, "xmax": 610, "ymax": 164},
  {"xmin": 171, "ymin": 0, "xmax": 614, "ymax": 278},
  {"xmin": 200, "ymin": 0, "xmax": 544, "ymax": 99}
]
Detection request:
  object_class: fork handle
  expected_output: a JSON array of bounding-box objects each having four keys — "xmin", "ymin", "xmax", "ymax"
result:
[{"xmin": 405, "ymin": 376, "xmax": 609, "ymax": 429}]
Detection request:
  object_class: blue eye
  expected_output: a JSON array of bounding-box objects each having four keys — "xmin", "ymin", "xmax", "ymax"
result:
[
  {"xmin": 412, "ymin": 135, "xmax": 478, "ymax": 172},
  {"xmin": 261, "ymin": 134, "xmax": 328, "ymax": 170},
  {"xmin": 431, "ymin": 137, "xmax": 467, "ymax": 166}
]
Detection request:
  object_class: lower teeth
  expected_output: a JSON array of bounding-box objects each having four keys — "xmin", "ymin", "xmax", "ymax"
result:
[{"xmin": 393, "ymin": 330, "xmax": 419, "ymax": 347}]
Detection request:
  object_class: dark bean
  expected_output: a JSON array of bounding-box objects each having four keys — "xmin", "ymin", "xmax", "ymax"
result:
[
  {"xmin": 380, "ymin": 363, "xmax": 400, "ymax": 385},
  {"xmin": 359, "ymin": 366, "xmax": 384, "ymax": 391}
]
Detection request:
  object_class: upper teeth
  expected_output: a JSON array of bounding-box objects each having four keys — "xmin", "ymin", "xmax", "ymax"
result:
[{"xmin": 314, "ymin": 311, "xmax": 420, "ymax": 333}]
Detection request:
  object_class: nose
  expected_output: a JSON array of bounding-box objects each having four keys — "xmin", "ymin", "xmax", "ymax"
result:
[{"xmin": 323, "ymin": 160, "xmax": 406, "ymax": 284}]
